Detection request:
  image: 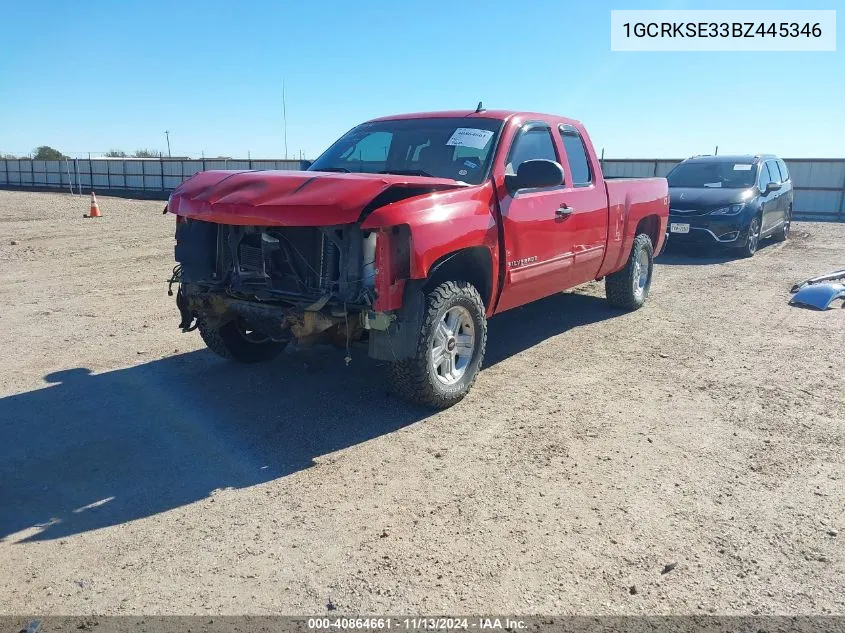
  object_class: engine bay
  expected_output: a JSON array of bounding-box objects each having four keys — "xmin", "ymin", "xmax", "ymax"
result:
[{"xmin": 175, "ymin": 219, "xmax": 376, "ymax": 309}]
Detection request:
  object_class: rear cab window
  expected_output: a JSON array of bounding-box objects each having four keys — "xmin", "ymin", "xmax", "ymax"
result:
[{"xmin": 558, "ymin": 125, "xmax": 592, "ymax": 186}]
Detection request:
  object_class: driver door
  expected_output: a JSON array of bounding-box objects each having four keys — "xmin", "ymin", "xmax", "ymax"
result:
[
  {"xmin": 494, "ymin": 122, "xmax": 576, "ymax": 313},
  {"xmin": 758, "ymin": 161, "xmax": 780, "ymax": 233}
]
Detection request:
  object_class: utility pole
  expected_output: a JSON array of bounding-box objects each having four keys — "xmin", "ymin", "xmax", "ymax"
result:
[
  {"xmin": 165, "ymin": 130, "xmax": 172, "ymax": 157},
  {"xmin": 282, "ymin": 81, "xmax": 288, "ymax": 160},
  {"xmin": 714, "ymin": 145, "xmax": 719, "ymax": 156}
]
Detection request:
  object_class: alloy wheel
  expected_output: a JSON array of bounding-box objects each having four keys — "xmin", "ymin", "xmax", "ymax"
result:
[
  {"xmin": 431, "ymin": 306, "xmax": 475, "ymax": 386},
  {"xmin": 747, "ymin": 218, "xmax": 760, "ymax": 254},
  {"xmin": 633, "ymin": 247, "xmax": 651, "ymax": 300}
]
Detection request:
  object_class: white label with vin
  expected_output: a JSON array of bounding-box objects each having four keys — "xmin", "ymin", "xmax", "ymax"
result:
[{"xmin": 446, "ymin": 128, "xmax": 494, "ymax": 149}]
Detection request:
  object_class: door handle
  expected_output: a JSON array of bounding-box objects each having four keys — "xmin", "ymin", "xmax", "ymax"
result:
[{"xmin": 556, "ymin": 204, "xmax": 574, "ymax": 217}]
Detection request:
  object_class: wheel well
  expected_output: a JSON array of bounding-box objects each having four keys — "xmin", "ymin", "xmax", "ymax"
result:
[
  {"xmin": 424, "ymin": 247, "xmax": 493, "ymax": 308},
  {"xmin": 635, "ymin": 215, "xmax": 660, "ymax": 249}
]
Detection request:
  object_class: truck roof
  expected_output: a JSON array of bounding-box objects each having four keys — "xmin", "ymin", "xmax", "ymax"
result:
[{"xmin": 366, "ymin": 109, "xmax": 583, "ymax": 127}]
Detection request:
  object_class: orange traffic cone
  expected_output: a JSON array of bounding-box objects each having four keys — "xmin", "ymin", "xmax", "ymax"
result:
[{"xmin": 85, "ymin": 192, "xmax": 101, "ymax": 218}]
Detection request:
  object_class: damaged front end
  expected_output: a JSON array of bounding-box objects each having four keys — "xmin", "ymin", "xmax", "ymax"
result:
[
  {"xmin": 164, "ymin": 168, "xmax": 467, "ymax": 359},
  {"xmin": 171, "ymin": 218, "xmax": 391, "ymax": 347}
]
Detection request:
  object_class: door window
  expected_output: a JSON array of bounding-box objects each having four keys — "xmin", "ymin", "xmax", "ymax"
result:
[
  {"xmin": 506, "ymin": 126, "xmax": 559, "ymax": 177},
  {"xmin": 776, "ymin": 159, "xmax": 790, "ymax": 182},
  {"xmin": 766, "ymin": 160, "xmax": 781, "ymax": 184},
  {"xmin": 758, "ymin": 162, "xmax": 773, "ymax": 191}
]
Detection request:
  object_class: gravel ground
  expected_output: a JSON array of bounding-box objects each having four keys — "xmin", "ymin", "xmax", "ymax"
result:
[{"xmin": 0, "ymin": 189, "xmax": 843, "ymax": 615}]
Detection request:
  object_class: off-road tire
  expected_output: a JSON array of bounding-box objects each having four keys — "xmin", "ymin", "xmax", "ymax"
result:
[
  {"xmin": 197, "ymin": 317, "xmax": 287, "ymax": 363},
  {"xmin": 773, "ymin": 207, "xmax": 791, "ymax": 242},
  {"xmin": 388, "ymin": 281, "xmax": 487, "ymax": 409},
  {"xmin": 740, "ymin": 214, "xmax": 762, "ymax": 258},
  {"xmin": 605, "ymin": 233, "xmax": 654, "ymax": 310}
]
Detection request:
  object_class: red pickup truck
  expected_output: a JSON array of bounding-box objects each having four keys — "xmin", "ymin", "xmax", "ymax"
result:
[{"xmin": 167, "ymin": 109, "xmax": 668, "ymax": 407}]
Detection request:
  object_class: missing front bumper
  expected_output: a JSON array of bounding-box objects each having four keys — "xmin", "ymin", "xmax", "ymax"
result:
[{"xmin": 177, "ymin": 290, "xmax": 394, "ymax": 344}]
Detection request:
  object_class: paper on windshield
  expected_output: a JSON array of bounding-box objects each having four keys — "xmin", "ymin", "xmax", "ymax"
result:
[
  {"xmin": 703, "ymin": 182, "xmax": 723, "ymax": 187},
  {"xmin": 733, "ymin": 164, "xmax": 753, "ymax": 170},
  {"xmin": 446, "ymin": 128, "xmax": 494, "ymax": 150}
]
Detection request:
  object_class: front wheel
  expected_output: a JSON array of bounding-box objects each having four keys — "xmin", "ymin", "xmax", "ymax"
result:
[
  {"xmin": 605, "ymin": 233, "xmax": 654, "ymax": 310},
  {"xmin": 388, "ymin": 281, "xmax": 487, "ymax": 408},
  {"xmin": 198, "ymin": 317, "xmax": 288, "ymax": 363},
  {"xmin": 740, "ymin": 215, "xmax": 761, "ymax": 258}
]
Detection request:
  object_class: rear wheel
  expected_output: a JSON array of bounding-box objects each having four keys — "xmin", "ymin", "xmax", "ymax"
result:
[
  {"xmin": 198, "ymin": 317, "xmax": 288, "ymax": 363},
  {"xmin": 605, "ymin": 233, "xmax": 654, "ymax": 310},
  {"xmin": 773, "ymin": 207, "xmax": 791, "ymax": 242},
  {"xmin": 740, "ymin": 215, "xmax": 761, "ymax": 257},
  {"xmin": 388, "ymin": 281, "xmax": 487, "ymax": 408}
]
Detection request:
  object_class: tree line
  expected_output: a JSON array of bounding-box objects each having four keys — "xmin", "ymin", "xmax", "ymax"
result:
[{"xmin": 1, "ymin": 146, "xmax": 163, "ymax": 160}]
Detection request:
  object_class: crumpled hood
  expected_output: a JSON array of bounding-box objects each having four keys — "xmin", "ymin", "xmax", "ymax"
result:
[{"xmin": 167, "ymin": 169, "xmax": 466, "ymax": 226}]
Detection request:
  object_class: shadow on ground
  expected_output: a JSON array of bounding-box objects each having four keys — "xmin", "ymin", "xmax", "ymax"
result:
[
  {"xmin": 657, "ymin": 237, "xmax": 780, "ymax": 266},
  {"xmin": 0, "ymin": 292, "xmax": 618, "ymax": 543}
]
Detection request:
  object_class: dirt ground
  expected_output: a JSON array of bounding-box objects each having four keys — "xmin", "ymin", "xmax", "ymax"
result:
[{"xmin": 0, "ymin": 189, "xmax": 843, "ymax": 616}]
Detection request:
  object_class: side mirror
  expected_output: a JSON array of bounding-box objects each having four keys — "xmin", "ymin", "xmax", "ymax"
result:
[
  {"xmin": 765, "ymin": 181, "xmax": 782, "ymax": 193},
  {"xmin": 506, "ymin": 159, "xmax": 564, "ymax": 192}
]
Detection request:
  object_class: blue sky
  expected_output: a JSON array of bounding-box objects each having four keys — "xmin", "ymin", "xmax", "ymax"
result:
[{"xmin": 0, "ymin": 0, "xmax": 841, "ymax": 159}]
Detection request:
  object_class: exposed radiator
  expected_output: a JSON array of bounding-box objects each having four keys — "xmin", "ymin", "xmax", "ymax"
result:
[
  {"xmin": 239, "ymin": 244, "xmax": 264, "ymax": 273},
  {"xmin": 320, "ymin": 236, "xmax": 338, "ymax": 290}
]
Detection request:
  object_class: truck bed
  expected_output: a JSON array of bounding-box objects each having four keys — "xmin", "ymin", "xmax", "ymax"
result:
[
  {"xmin": 603, "ymin": 176, "xmax": 662, "ymax": 180},
  {"xmin": 598, "ymin": 177, "xmax": 668, "ymax": 278}
]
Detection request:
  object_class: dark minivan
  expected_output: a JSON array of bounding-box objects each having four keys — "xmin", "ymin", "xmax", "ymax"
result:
[{"xmin": 665, "ymin": 154, "xmax": 793, "ymax": 257}]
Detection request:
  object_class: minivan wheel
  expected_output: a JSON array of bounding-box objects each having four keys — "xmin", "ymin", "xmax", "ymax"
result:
[
  {"xmin": 198, "ymin": 317, "xmax": 288, "ymax": 363},
  {"xmin": 388, "ymin": 281, "xmax": 487, "ymax": 408},
  {"xmin": 741, "ymin": 215, "xmax": 761, "ymax": 258},
  {"xmin": 773, "ymin": 208, "xmax": 791, "ymax": 242},
  {"xmin": 605, "ymin": 233, "xmax": 654, "ymax": 310}
]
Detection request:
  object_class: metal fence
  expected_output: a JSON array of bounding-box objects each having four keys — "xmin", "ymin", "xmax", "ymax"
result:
[
  {"xmin": 1, "ymin": 156, "xmax": 843, "ymax": 220},
  {"xmin": 601, "ymin": 158, "xmax": 845, "ymax": 221},
  {"xmin": 0, "ymin": 158, "xmax": 310, "ymax": 198}
]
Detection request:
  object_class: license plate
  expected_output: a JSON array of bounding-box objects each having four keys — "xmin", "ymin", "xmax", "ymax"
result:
[{"xmin": 670, "ymin": 223, "xmax": 690, "ymax": 234}]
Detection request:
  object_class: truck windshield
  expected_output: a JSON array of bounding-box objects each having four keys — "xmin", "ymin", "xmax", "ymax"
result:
[
  {"xmin": 309, "ymin": 117, "xmax": 503, "ymax": 185},
  {"xmin": 667, "ymin": 161, "xmax": 757, "ymax": 189}
]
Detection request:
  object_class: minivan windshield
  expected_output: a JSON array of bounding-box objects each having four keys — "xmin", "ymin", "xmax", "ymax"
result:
[
  {"xmin": 308, "ymin": 117, "xmax": 503, "ymax": 185},
  {"xmin": 667, "ymin": 161, "xmax": 757, "ymax": 189}
]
